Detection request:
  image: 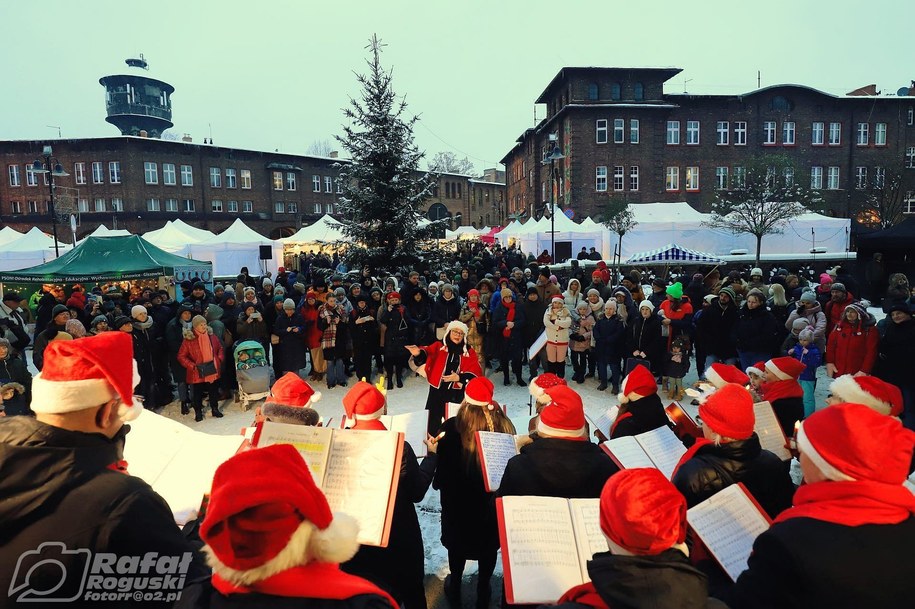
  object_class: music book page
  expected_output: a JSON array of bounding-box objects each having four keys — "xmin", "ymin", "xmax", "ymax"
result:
[
  {"xmin": 753, "ymin": 401, "xmax": 791, "ymax": 461},
  {"xmin": 445, "ymin": 402, "xmax": 461, "ymax": 420},
  {"xmin": 476, "ymin": 431, "xmax": 520, "ymax": 492},
  {"xmin": 381, "ymin": 410, "xmax": 430, "ymax": 457},
  {"xmin": 256, "ymin": 421, "xmax": 334, "ymax": 485},
  {"xmin": 586, "ymin": 406, "xmax": 618, "ymax": 440},
  {"xmin": 687, "ymin": 484, "xmax": 770, "ymax": 582},
  {"xmin": 600, "ymin": 436, "xmax": 655, "ymax": 470},
  {"xmin": 635, "ymin": 426, "xmax": 687, "ymax": 479},
  {"xmin": 568, "ymin": 498, "xmax": 607, "ymax": 583},
  {"xmin": 527, "ymin": 329, "xmax": 547, "ymax": 360}
]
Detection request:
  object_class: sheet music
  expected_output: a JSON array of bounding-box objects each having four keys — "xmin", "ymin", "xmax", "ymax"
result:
[
  {"xmin": 380, "ymin": 410, "xmax": 430, "ymax": 457},
  {"xmin": 527, "ymin": 329, "xmax": 547, "ymax": 360},
  {"xmin": 445, "ymin": 402, "xmax": 461, "ymax": 420},
  {"xmin": 322, "ymin": 429, "xmax": 401, "ymax": 546},
  {"xmin": 568, "ymin": 498, "xmax": 608, "ymax": 583},
  {"xmin": 500, "ymin": 496, "xmax": 583, "ymax": 605},
  {"xmin": 477, "ymin": 431, "xmax": 519, "ymax": 491},
  {"xmin": 635, "ymin": 426, "xmax": 687, "ymax": 479},
  {"xmin": 586, "ymin": 407, "xmax": 618, "ymax": 439},
  {"xmin": 601, "ymin": 436, "xmax": 654, "ymax": 469},
  {"xmin": 687, "ymin": 485, "xmax": 770, "ymax": 582},
  {"xmin": 256, "ymin": 421, "xmax": 333, "ymax": 485},
  {"xmin": 753, "ymin": 401, "xmax": 791, "ymax": 461}
]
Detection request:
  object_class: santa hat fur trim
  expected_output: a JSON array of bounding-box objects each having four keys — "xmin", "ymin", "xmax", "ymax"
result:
[
  {"xmin": 618, "ymin": 364, "xmax": 657, "ymax": 404},
  {"xmin": 705, "ymin": 363, "xmax": 749, "ymax": 389},
  {"xmin": 829, "ymin": 374, "xmax": 900, "ymax": 417},
  {"xmin": 795, "ymin": 424, "xmax": 855, "ymax": 482},
  {"xmin": 528, "ymin": 373, "xmax": 566, "ymax": 405}
]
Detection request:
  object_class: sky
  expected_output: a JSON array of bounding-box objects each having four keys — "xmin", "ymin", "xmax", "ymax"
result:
[{"xmin": 1, "ymin": 0, "xmax": 912, "ymax": 173}]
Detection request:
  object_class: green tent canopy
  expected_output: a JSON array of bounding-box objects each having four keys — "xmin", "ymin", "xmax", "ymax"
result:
[{"xmin": 0, "ymin": 235, "xmax": 211, "ymax": 283}]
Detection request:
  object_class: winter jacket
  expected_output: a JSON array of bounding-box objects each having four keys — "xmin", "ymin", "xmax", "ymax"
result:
[
  {"xmin": 178, "ymin": 328, "xmax": 225, "ymax": 384},
  {"xmin": 733, "ymin": 305, "xmax": 779, "ymax": 356},
  {"xmin": 165, "ymin": 314, "xmax": 192, "ymax": 384},
  {"xmin": 695, "ymin": 300, "xmax": 739, "ymax": 359},
  {"xmin": 273, "ymin": 310, "xmax": 308, "ymax": 373},
  {"xmin": 205, "ymin": 303, "xmax": 227, "ymax": 346},
  {"xmin": 544, "ymin": 306, "xmax": 573, "ymax": 344},
  {"xmin": 0, "ymin": 300, "xmax": 29, "ymax": 352},
  {"xmin": 664, "ymin": 350, "xmax": 690, "ymax": 379},
  {"xmin": 610, "ymin": 394, "xmax": 671, "ymax": 439},
  {"xmin": 349, "ymin": 307, "xmax": 380, "ymax": 356},
  {"xmin": 563, "ymin": 280, "xmax": 585, "ymax": 316},
  {"xmin": 379, "ymin": 306, "xmax": 411, "ymax": 358},
  {"xmin": 521, "ymin": 297, "xmax": 547, "ymax": 347},
  {"xmin": 300, "ymin": 303, "xmax": 322, "ymax": 350},
  {"xmin": 874, "ymin": 316, "xmax": 915, "ymax": 390},
  {"xmin": 536, "ymin": 281, "xmax": 562, "ymax": 304},
  {"xmin": 0, "ymin": 348, "xmax": 31, "ymax": 415},
  {"xmin": 416, "ymin": 340, "xmax": 482, "ymax": 389},
  {"xmin": 431, "ymin": 294, "xmax": 461, "ymax": 330},
  {"xmin": 236, "ymin": 310, "xmax": 268, "ymax": 343},
  {"xmin": 826, "ymin": 319, "xmax": 879, "ymax": 376},
  {"xmin": 823, "ymin": 293, "xmax": 856, "ymax": 338},
  {"xmin": 570, "ymin": 312, "xmax": 595, "ymax": 353},
  {"xmin": 610, "ymin": 286, "xmax": 638, "ymax": 328},
  {"xmin": 659, "ymin": 296, "xmax": 694, "ymax": 349},
  {"xmin": 788, "ymin": 344, "xmax": 821, "ymax": 381},
  {"xmin": 784, "ymin": 302, "xmax": 827, "ymax": 353},
  {"xmin": 672, "ymin": 434, "xmax": 795, "ymax": 519},
  {"xmin": 492, "ymin": 301, "xmax": 527, "ymax": 356},
  {"xmin": 31, "ymin": 322, "xmax": 67, "ymax": 371},
  {"xmin": 405, "ymin": 295, "xmax": 433, "ymax": 346},
  {"xmin": 0, "ymin": 417, "xmax": 209, "ymax": 606},
  {"xmin": 627, "ymin": 314, "xmax": 665, "ymax": 375},
  {"xmin": 497, "ymin": 437, "xmax": 619, "ymax": 499},
  {"xmin": 592, "ymin": 315, "xmax": 626, "ymax": 360}
]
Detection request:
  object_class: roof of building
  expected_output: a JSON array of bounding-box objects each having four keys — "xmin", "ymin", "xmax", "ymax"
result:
[{"xmin": 536, "ymin": 66, "xmax": 683, "ymax": 103}]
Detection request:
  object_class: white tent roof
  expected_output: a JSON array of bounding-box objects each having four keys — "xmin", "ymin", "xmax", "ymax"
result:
[
  {"xmin": 199, "ymin": 218, "xmax": 275, "ymax": 245},
  {"xmin": 187, "ymin": 219, "xmax": 282, "ymax": 276},
  {"xmin": 446, "ymin": 226, "xmax": 486, "ymax": 240},
  {"xmin": 143, "ymin": 221, "xmax": 212, "ymax": 253},
  {"xmin": 281, "ymin": 215, "xmax": 346, "ymax": 245},
  {"xmin": 0, "ymin": 226, "xmax": 24, "ymax": 247},
  {"xmin": 3, "ymin": 227, "xmax": 66, "ymax": 252},
  {"xmin": 170, "ymin": 218, "xmax": 216, "ymax": 241}
]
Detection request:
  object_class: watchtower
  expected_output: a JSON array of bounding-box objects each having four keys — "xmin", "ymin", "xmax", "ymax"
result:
[{"xmin": 99, "ymin": 55, "xmax": 174, "ymax": 138}]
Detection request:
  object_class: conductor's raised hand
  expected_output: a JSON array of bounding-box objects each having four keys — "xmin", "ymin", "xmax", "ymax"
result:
[{"xmin": 405, "ymin": 345, "xmax": 421, "ymax": 356}]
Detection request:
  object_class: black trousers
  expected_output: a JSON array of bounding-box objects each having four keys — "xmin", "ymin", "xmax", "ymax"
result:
[{"xmin": 191, "ymin": 381, "xmax": 219, "ymax": 411}]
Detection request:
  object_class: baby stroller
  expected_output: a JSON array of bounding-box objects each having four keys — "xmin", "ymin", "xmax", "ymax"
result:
[{"xmin": 234, "ymin": 340, "xmax": 271, "ymax": 411}]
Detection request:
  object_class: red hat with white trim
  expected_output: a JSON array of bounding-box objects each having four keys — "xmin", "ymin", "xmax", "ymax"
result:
[
  {"xmin": 765, "ymin": 357, "xmax": 806, "ymax": 381},
  {"xmin": 342, "ymin": 380, "xmax": 386, "ymax": 430},
  {"xmin": 699, "ymin": 383, "xmax": 755, "ymax": 440},
  {"xmin": 551, "ymin": 295, "xmax": 565, "ymax": 303},
  {"xmin": 31, "ymin": 332, "xmax": 142, "ymax": 421},
  {"xmin": 529, "ymin": 372, "xmax": 567, "ymax": 405},
  {"xmin": 537, "ymin": 385, "xmax": 586, "ymax": 439},
  {"xmin": 618, "ymin": 364, "xmax": 657, "ymax": 404},
  {"xmin": 797, "ymin": 403, "xmax": 915, "ymax": 483},
  {"xmin": 829, "ymin": 375, "xmax": 904, "ymax": 417},
  {"xmin": 705, "ymin": 363, "xmax": 749, "ymax": 388},
  {"xmin": 465, "ymin": 376, "xmax": 495, "ymax": 407},
  {"xmin": 746, "ymin": 361, "xmax": 767, "ymax": 379},
  {"xmin": 262, "ymin": 372, "xmax": 322, "ymax": 425}
]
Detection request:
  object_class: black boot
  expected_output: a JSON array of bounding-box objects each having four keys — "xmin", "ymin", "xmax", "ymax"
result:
[
  {"xmin": 180, "ymin": 401, "xmax": 190, "ymax": 415},
  {"xmin": 210, "ymin": 404, "xmax": 224, "ymax": 418},
  {"xmin": 193, "ymin": 406, "xmax": 204, "ymax": 422},
  {"xmin": 516, "ymin": 373, "xmax": 525, "ymax": 387},
  {"xmin": 444, "ymin": 575, "xmax": 462, "ymax": 608},
  {"xmin": 503, "ymin": 369, "xmax": 511, "ymax": 386},
  {"xmin": 476, "ymin": 580, "xmax": 491, "ymax": 609}
]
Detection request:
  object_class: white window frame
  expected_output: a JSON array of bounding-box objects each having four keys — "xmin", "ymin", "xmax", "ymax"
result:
[
  {"xmin": 875, "ymin": 166, "xmax": 885, "ymax": 189},
  {"xmin": 715, "ymin": 166, "xmax": 728, "ymax": 190},
  {"xmin": 904, "ymin": 191, "xmax": 915, "ymax": 214},
  {"xmin": 613, "ymin": 119, "xmax": 625, "ymax": 143},
  {"xmin": 286, "ymin": 172, "xmax": 296, "ymax": 191},
  {"xmin": 225, "ymin": 168, "xmax": 237, "ymax": 189},
  {"xmin": 827, "ymin": 166, "xmax": 840, "ymax": 190},
  {"xmin": 227, "ymin": 200, "xmax": 238, "ymax": 213},
  {"xmin": 183, "ymin": 199, "xmax": 195, "ymax": 213},
  {"xmin": 94, "ymin": 198, "xmax": 106, "ymax": 212},
  {"xmin": 146, "ymin": 198, "xmax": 160, "ymax": 212},
  {"xmin": 108, "ymin": 161, "xmax": 121, "ymax": 184},
  {"xmin": 782, "ymin": 121, "xmax": 795, "ymax": 145},
  {"xmin": 595, "ymin": 166, "xmax": 607, "ymax": 192},
  {"xmin": 272, "ymin": 171, "xmax": 283, "ymax": 190},
  {"xmin": 855, "ymin": 167, "xmax": 867, "ymax": 189},
  {"xmin": 144, "ymin": 162, "xmax": 158, "ymax": 185},
  {"xmin": 613, "ymin": 166, "xmax": 624, "ymax": 191},
  {"xmin": 8, "ymin": 164, "xmax": 20, "ymax": 187},
  {"xmin": 242, "ymin": 200, "xmax": 253, "ymax": 213},
  {"xmin": 92, "ymin": 162, "xmax": 104, "ymax": 184},
  {"xmin": 25, "ymin": 165, "xmax": 38, "ymax": 187},
  {"xmin": 211, "ymin": 199, "xmax": 223, "ymax": 212},
  {"xmin": 811, "ymin": 167, "xmax": 823, "ymax": 189},
  {"xmin": 875, "ymin": 123, "xmax": 887, "ymax": 146},
  {"xmin": 784, "ymin": 166, "xmax": 795, "ymax": 187},
  {"xmin": 734, "ymin": 121, "xmax": 747, "ymax": 145},
  {"xmin": 686, "ymin": 120, "xmax": 700, "ymax": 145},
  {"xmin": 209, "ymin": 167, "xmax": 222, "ymax": 188},
  {"xmin": 812, "ymin": 122, "xmax": 824, "ymax": 145},
  {"xmin": 666, "ymin": 120, "xmax": 680, "ymax": 145},
  {"xmin": 906, "ymin": 147, "xmax": 915, "ymax": 169},
  {"xmin": 686, "ymin": 166, "xmax": 699, "ymax": 191},
  {"xmin": 325, "ymin": 176, "xmax": 333, "ymax": 192},
  {"xmin": 163, "ymin": 163, "xmax": 176, "ymax": 185},
  {"xmin": 595, "ymin": 119, "xmax": 608, "ymax": 144},
  {"xmin": 165, "ymin": 198, "xmax": 179, "ymax": 212},
  {"xmin": 110, "ymin": 198, "xmax": 123, "ymax": 212},
  {"xmin": 10, "ymin": 201, "xmax": 21, "ymax": 214},
  {"xmin": 909, "ymin": 108, "xmax": 914, "ymax": 126},
  {"xmin": 716, "ymin": 121, "xmax": 729, "ymax": 145},
  {"xmin": 274, "ymin": 201, "xmax": 285, "ymax": 214},
  {"xmin": 77, "ymin": 198, "xmax": 89, "ymax": 213},
  {"xmin": 314, "ymin": 202, "xmax": 322, "ymax": 214},
  {"xmin": 73, "ymin": 162, "xmax": 86, "ymax": 185},
  {"xmin": 312, "ymin": 175, "xmax": 321, "ymax": 192},
  {"xmin": 28, "ymin": 201, "xmax": 40, "ymax": 214},
  {"xmin": 240, "ymin": 169, "xmax": 251, "ymax": 189},
  {"xmin": 629, "ymin": 166, "xmax": 639, "ymax": 191},
  {"xmin": 629, "ymin": 119, "xmax": 639, "ymax": 144},
  {"xmin": 763, "ymin": 121, "xmax": 777, "ymax": 145},
  {"xmin": 828, "ymin": 122, "xmax": 841, "ymax": 145},
  {"xmin": 287, "ymin": 201, "xmax": 298, "ymax": 214},
  {"xmin": 734, "ymin": 166, "xmax": 746, "ymax": 188},
  {"xmin": 180, "ymin": 165, "xmax": 193, "ymax": 186},
  {"xmin": 665, "ymin": 166, "xmax": 679, "ymax": 191},
  {"xmin": 856, "ymin": 123, "xmax": 869, "ymax": 146}
]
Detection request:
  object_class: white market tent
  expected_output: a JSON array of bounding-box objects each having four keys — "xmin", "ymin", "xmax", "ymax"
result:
[
  {"xmin": 0, "ymin": 227, "xmax": 24, "ymax": 247},
  {"xmin": 0, "ymin": 227, "xmax": 73, "ymax": 271},
  {"xmin": 445, "ymin": 226, "xmax": 487, "ymax": 240},
  {"xmin": 77, "ymin": 224, "xmax": 132, "ymax": 245},
  {"xmin": 626, "ymin": 243, "xmax": 724, "ymax": 265},
  {"xmin": 281, "ymin": 215, "xmax": 346, "ymax": 246},
  {"xmin": 143, "ymin": 221, "xmax": 216, "ymax": 253},
  {"xmin": 509, "ymin": 207, "xmax": 612, "ymax": 259},
  {"xmin": 187, "ymin": 218, "xmax": 282, "ymax": 276}
]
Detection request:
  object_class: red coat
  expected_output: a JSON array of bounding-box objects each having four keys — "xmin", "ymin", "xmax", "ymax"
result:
[
  {"xmin": 301, "ymin": 303, "xmax": 321, "ymax": 349},
  {"xmin": 826, "ymin": 320, "xmax": 879, "ymax": 376},
  {"xmin": 824, "ymin": 294, "xmax": 854, "ymax": 337},
  {"xmin": 422, "ymin": 341, "xmax": 483, "ymax": 388},
  {"xmin": 177, "ymin": 332, "xmax": 224, "ymax": 384}
]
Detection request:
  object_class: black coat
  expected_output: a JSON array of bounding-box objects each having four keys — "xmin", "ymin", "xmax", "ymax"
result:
[
  {"xmin": 405, "ymin": 296, "xmax": 433, "ymax": 346},
  {"xmin": 733, "ymin": 306, "xmax": 779, "ymax": 356},
  {"xmin": 379, "ymin": 306, "xmax": 411, "ymax": 359},
  {"xmin": 432, "ymin": 296, "xmax": 461, "ymax": 330},
  {"xmin": 770, "ymin": 396, "xmax": 805, "ymax": 439},
  {"xmin": 610, "ymin": 394, "xmax": 671, "ymax": 439},
  {"xmin": 627, "ymin": 314, "xmax": 664, "ymax": 375},
  {"xmin": 497, "ymin": 437, "xmax": 619, "ymax": 499},
  {"xmin": 592, "ymin": 315, "xmax": 626, "ymax": 360},
  {"xmin": 730, "ymin": 515, "xmax": 915, "ymax": 609},
  {"xmin": 349, "ymin": 309, "xmax": 381, "ymax": 355},
  {"xmin": 874, "ymin": 316, "xmax": 915, "ymax": 389},
  {"xmin": 274, "ymin": 311, "xmax": 307, "ymax": 373},
  {"xmin": 521, "ymin": 298, "xmax": 546, "ymax": 347},
  {"xmin": 672, "ymin": 434, "xmax": 795, "ymax": 519},
  {"xmin": 491, "ymin": 302, "xmax": 527, "ymax": 357},
  {"xmin": 0, "ymin": 417, "xmax": 209, "ymax": 607},
  {"xmin": 695, "ymin": 302, "xmax": 739, "ymax": 359}
]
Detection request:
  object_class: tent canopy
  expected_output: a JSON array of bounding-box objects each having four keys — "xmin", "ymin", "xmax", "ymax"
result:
[
  {"xmin": 855, "ymin": 217, "xmax": 915, "ymax": 250},
  {"xmin": 281, "ymin": 215, "xmax": 346, "ymax": 245},
  {"xmin": 144, "ymin": 220, "xmax": 214, "ymax": 253},
  {"xmin": 0, "ymin": 226, "xmax": 24, "ymax": 247},
  {"xmin": 0, "ymin": 235, "xmax": 210, "ymax": 283},
  {"xmin": 187, "ymin": 218, "xmax": 282, "ymax": 276},
  {"xmin": 626, "ymin": 243, "xmax": 724, "ymax": 265}
]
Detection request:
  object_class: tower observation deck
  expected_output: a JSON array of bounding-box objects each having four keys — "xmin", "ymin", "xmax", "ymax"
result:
[{"xmin": 99, "ymin": 55, "xmax": 174, "ymax": 138}]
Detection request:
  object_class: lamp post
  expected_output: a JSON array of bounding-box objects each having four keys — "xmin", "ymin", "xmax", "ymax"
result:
[
  {"xmin": 31, "ymin": 145, "xmax": 69, "ymax": 257},
  {"xmin": 541, "ymin": 140, "xmax": 565, "ymax": 263}
]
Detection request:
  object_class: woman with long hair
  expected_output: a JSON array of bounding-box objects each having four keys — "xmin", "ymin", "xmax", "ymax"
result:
[{"xmin": 433, "ymin": 377, "xmax": 515, "ymax": 609}]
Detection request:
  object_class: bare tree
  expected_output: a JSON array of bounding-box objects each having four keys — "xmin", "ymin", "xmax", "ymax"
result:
[
  {"xmin": 848, "ymin": 164, "xmax": 907, "ymax": 229},
  {"xmin": 703, "ymin": 155, "xmax": 823, "ymax": 266},
  {"xmin": 428, "ymin": 151, "xmax": 475, "ymax": 175},
  {"xmin": 307, "ymin": 139, "xmax": 336, "ymax": 157},
  {"xmin": 600, "ymin": 198, "xmax": 638, "ymax": 265}
]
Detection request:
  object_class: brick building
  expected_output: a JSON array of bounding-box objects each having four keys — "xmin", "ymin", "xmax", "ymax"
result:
[
  {"xmin": 424, "ymin": 169, "xmax": 507, "ymax": 229},
  {"xmin": 501, "ymin": 67, "xmax": 915, "ymax": 221}
]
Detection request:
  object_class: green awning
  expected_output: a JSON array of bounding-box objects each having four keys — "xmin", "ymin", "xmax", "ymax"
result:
[{"xmin": 0, "ymin": 235, "xmax": 211, "ymax": 283}]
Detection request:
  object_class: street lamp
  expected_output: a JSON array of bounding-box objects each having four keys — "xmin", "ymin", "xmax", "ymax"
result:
[
  {"xmin": 541, "ymin": 140, "xmax": 565, "ymax": 263},
  {"xmin": 31, "ymin": 145, "xmax": 69, "ymax": 257}
]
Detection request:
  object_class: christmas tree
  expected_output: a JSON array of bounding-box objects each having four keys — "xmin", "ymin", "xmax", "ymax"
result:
[{"xmin": 335, "ymin": 35, "xmax": 441, "ymax": 270}]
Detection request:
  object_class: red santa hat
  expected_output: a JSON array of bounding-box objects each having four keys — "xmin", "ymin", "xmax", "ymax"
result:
[
  {"xmin": 386, "ymin": 291, "xmax": 401, "ymax": 301},
  {"xmin": 618, "ymin": 364, "xmax": 657, "ymax": 404},
  {"xmin": 698, "ymin": 383, "xmax": 756, "ymax": 440},
  {"xmin": 200, "ymin": 444, "xmax": 359, "ymax": 586},
  {"xmin": 537, "ymin": 385, "xmax": 586, "ymax": 438},
  {"xmin": 528, "ymin": 372, "xmax": 567, "ymax": 405},
  {"xmin": 262, "ymin": 373, "xmax": 322, "ymax": 425},
  {"xmin": 342, "ymin": 380, "xmax": 386, "ymax": 430},
  {"xmin": 829, "ymin": 375, "xmax": 904, "ymax": 417},
  {"xmin": 765, "ymin": 356, "xmax": 807, "ymax": 381},
  {"xmin": 465, "ymin": 376, "xmax": 495, "ymax": 407},
  {"xmin": 797, "ymin": 403, "xmax": 915, "ymax": 484},
  {"xmin": 705, "ymin": 363, "xmax": 750, "ymax": 389},
  {"xmin": 551, "ymin": 295, "xmax": 565, "ymax": 303},
  {"xmin": 31, "ymin": 332, "xmax": 142, "ymax": 421},
  {"xmin": 745, "ymin": 361, "xmax": 767, "ymax": 379},
  {"xmin": 599, "ymin": 468, "xmax": 688, "ymax": 556}
]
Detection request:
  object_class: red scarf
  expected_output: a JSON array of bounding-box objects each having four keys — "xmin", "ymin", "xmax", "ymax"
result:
[
  {"xmin": 558, "ymin": 582, "xmax": 608, "ymax": 609},
  {"xmin": 774, "ymin": 480, "xmax": 915, "ymax": 526},
  {"xmin": 761, "ymin": 379, "xmax": 804, "ymax": 402},
  {"xmin": 671, "ymin": 438, "xmax": 714, "ymax": 479},
  {"xmin": 502, "ymin": 300, "xmax": 515, "ymax": 338},
  {"xmin": 213, "ymin": 562, "xmax": 398, "ymax": 608}
]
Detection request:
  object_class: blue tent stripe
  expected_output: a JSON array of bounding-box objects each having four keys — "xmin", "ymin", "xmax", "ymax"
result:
[{"xmin": 626, "ymin": 243, "xmax": 723, "ymax": 264}]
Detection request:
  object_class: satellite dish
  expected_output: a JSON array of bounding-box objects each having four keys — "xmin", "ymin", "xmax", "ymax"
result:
[{"xmin": 898, "ymin": 87, "xmax": 910, "ymax": 97}]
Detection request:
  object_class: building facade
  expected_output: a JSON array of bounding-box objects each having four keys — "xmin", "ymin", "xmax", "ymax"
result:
[{"xmin": 501, "ymin": 67, "xmax": 915, "ymax": 221}]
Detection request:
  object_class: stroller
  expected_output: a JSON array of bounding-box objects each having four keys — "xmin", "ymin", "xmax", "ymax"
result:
[{"xmin": 233, "ymin": 340, "xmax": 271, "ymax": 411}]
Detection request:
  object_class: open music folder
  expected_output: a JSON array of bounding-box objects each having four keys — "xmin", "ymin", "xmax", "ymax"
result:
[
  {"xmin": 475, "ymin": 430, "xmax": 523, "ymax": 492},
  {"xmin": 600, "ymin": 425, "xmax": 686, "ymax": 479}
]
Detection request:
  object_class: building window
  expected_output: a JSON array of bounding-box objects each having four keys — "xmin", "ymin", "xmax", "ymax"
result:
[
  {"xmin": 856, "ymin": 123, "xmax": 869, "ymax": 146},
  {"xmin": 272, "ymin": 171, "xmax": 283, "ymax": 190},
  {"xmin": 94, "ymin": 198, "xmax": 106, "ymax": 212},
  {"xmin": 326, "ymin": 203, "xmax": 334, "ymax": 214},
  {"xmin": 588, "ymin": 83, "xmax": 599, "ymax": 100},
  {"xmin": 227, "ymin": 200, "xmax": 238, "ymax": 213},
  {"xmin": 875, "ymin": 123, "xmax": 887, "ymax": 146},
  {"xmin": 812, "ymin": 122, "xmax": 824, "ymax": 145},
  {"xmin": 734, "ymin": 166, "xmax": 746, "ymax": 188},
  {"xmin": 108, "ymin": 161, "xmax": 121, "ymax": 184},
  {"xmin": 163, "ymin": 163, "xmax": 176, "ymax": 185},
  {"xmin": 10, "ymin": 201, "xmax": 21, "ymax": 214},
  {"xmin": 146, "ymin": 198, "xmax": 160, "ymax": 212},
  {"xmin": 827, "ymin": 166, "xmax": 840, "ymax": 190},
  {"xmin": 874, "ymin": 167, "xmax": 885, "ymax": 189},
  {"xmin": 906, "ymin": 147, "xmax": 915, "ymax": 169},
  {"xmin": 784, "ymin": 166, "xmax": 795, "ymax": 187},
  {"xmin": 665, "ymin": 167, "xmax": 679, "ymax": 191},
  {"xmin": 28, "ymin": 201, "xmax": 41, "ymax": 214},
  {"xmin": 287, "ymin": 202, "xmax": 298, "ymax": 213},
  {"xmin": 634, "ymin": 82, "xmax": 644, "ymax": 101},
  {"xmin": 211, "ymin": 200, "xmax": 223, "ymax": 212},
  {"xmin": 909, "ymin": 108, "xmax": 914, "ymax": 126},
  {"xmin": 240, "ymin": 169, "xmax": 251, "ymax": 189},
  {"xmin": 611, "ymin": 83, "xmax": 621, "ymax": 100},
  {"xmin": 828, "ymin": 122, "xmax": 841, "ymax": 145},
  {"xmin": 716, "ymin": 121, "xmax": 729, "ymax": 145},
  {"xmin": 595, "ymin": 119, "xmax": 608, "ymax": 144},
  {"xmin": 855, "ymin": 167, "xmax": 868, "ymax": 189},
  {"xmin": 92, "ymin": 162, "xmax": 104, "ymax": 184},
  {"xmin": 325, "ymin": 176, "xmax": 333, "ymax": 192},
  {"xmin": 716, "ymin": 167, "xmax": 728, "ymax": 190},
  {"xmin": 686, "ymin": 166, "xmax": 699, "ymax": 191},
  {"xmin": 335, "ymin": 178, "xmax": 342, "ymax": 193},
  {"xmin": 183, "ymin": 199, "xmax": 195, "ymax": 213},
  {"xmin": 286, "ymin": 172, "xmax": 296, "ymax": 191},
  {"xmin": 242, "ymin": 200, "xmax": 253, "ymax": 213},
  {"xmin": 811, "ymin": 166, "xmax": 823, "ymax": 189},
  {"xmin": 144, "ymin": 162, "xmax": 158, "ymax": 184},
  {"xmin": 686, "ymin": 120, "xmax": 700, "ymax": 145},
  {"xmin": 666, "ymin": 121, "xmax": 680, "ymax": 145},
  {"xmin": 763, "ymin": 121, "xmax": 777, "ymax": 145},
  {"xmin": 613, "ymin": 166, "xmax": 624, "ymax": 191},
  {"xmin": 595, "ymin": 166, "xmax": 607, "ymax": 191},
  {"xmin": 629, "ymin": 119, "xmax": 639, "ymax": 144},
  {"xmin": 225, "ymin": 168, "xmax": 237, "ymax": 188},
  {"xmin": 312, "ymin": 175, "xmax": 321, "ymax": 192},
  {"xmin": 613, "ymin": 119, "xmax": 625, "ymax": 143},
  {"xmin": 25, "ymin": 165, "xmax": 38, "ymax": 187},
  {"xmin": 734, "ymin": 121, "xmax": 747, "ymax": 145},
  {"xmin": 8, "ymin": 165, "xmax": 20, "ymax": 187},
  {"xmin": 180, "ymin": 165, "xmax": 193, "ymax": 186},
  {"xmin": 209, "ymin": 167, "xmax": 222, "ymax": 188},
  {"xmin": 313, "ymin": 202, "xmax": 322, "ymax": 214},
  {"xmin": 274, "ymin": 201, "xmax": 285, "ymax": 214},
  {"xmin": 165, "ymin": 198, "xmax": 179, "ymax": 212},
  {"xmin": 904, "ymin": 192, "xmax": 915, "ymax": 214},
  {"xmin": 629, "ymin": 166, "xmax": 639, "ymax": 191},
  {"xmin": 73, "ymin": 162, "xmax": 86, "ymax": 185},
  {"xmin": 111, "ymin": 198, "xmax": 123, "ymax": 212},
  {"xmin": 782, "ymin": 121, "xmax": 795, "ymax": 145}
]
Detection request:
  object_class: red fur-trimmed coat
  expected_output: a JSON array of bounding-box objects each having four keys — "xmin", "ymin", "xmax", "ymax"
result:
[
  {"xmin": 420, "ymin": 340, "xmax": 483, "ymax": 388},
  {"xmin": 177, "ymin": 330, "xmax": 224, "ymax": 384}
]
